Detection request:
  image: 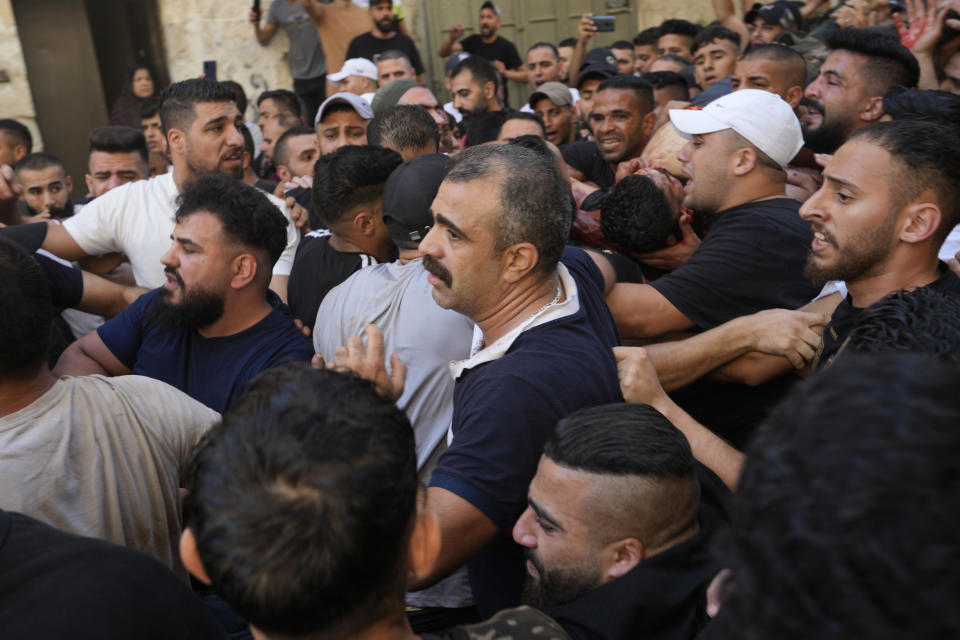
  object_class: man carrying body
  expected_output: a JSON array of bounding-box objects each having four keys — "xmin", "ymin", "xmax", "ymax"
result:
[
  {"xmin": 55, "ymin": 174, "xmax": 313, "ymax": 413},
  {"xmin": 440, "ymin": 0, "xmax": 526, "ymax": 103},
  {"xmin": 40, "ymin": 79, "xmax": 300, "ymax": 301},
  {"xmin": 252, "ymin": 0, "xmax": 329, "ymax": 120},
  {"xmin": 562, "ymin": 76, "xmax": 657, "ymax": 190},
  {"xmin": 287, "ymin": 145, "xmax": 401, "ymax": 325},
  {"xmin": 396, "ymin": 145, "xmax": 622, "ymax": 616},
  {"xmin": 345, "ymin": 0, "xmax": 425, "ymax": 80},
  {"xmin": 626, "ymin": 119, "xmax": 960, "ymax": 425}
]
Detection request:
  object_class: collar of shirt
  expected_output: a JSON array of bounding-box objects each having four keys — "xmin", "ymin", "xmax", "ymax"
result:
[{"xmin": 449, "ymin": 262, "xmax": 581, "ymax": 380}]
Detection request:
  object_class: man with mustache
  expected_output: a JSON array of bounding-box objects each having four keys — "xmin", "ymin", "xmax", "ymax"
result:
[
  {"xmin": 802, "ymin": 28, "xmax": 919, "ymax": 154},
  {"xmin": 54, "ymin": 174, "xmax": 313, "ymax": 413},
  {"xmin": 345, "ymin": 0, "xmax": 424, "ymax": 82},
  {"xmin": 397, "ymin": 144, "xmax": 622, "ymax": 617},
  {"xmin": 40, "ymin": 79, "xmax": 300, "ymax": 302}
]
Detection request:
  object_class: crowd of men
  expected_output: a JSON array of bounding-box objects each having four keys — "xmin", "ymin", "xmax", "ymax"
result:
[{"xmin": 2, "ymin": 0, "xmax": 960, "ymax": 637}]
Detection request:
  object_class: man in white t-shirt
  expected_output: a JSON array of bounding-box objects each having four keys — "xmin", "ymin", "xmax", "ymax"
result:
[
  {"xmin": 40, "ymin": 79, "xmax": 300, "ymax": 301},
  {"xmin": 0, "ymin": 237, "xmax": 218, "ymax": 582}
]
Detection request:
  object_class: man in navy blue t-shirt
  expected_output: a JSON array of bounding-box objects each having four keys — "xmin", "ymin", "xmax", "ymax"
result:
[
  {"xmin": 55, "ymin": 174, "xmax": 313, "ymax": 412},
  {"xmin": 356, "ymin": 144, "xmax": 623, "ymax": 617}
]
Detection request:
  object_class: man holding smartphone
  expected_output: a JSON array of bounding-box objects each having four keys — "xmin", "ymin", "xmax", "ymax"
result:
[{"xmin": 251, "ymin": 0, "xmax": 329, "ymax": 123}]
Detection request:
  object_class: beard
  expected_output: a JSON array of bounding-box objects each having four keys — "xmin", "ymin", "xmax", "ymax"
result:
[
  {"xmin": 803, "ymin": 218, "xmax": 896, "ymax": 286},
  {"xmin": 422, "ymin": 254, "xmax": 452, "ymax": 287},
  {"xmin": 185, "ymin": 145, "xmax": 244, "ymax": 180},
  {"xmin": 801, "ymin": 100, "xmax": 851, "ymax": 154},
  {"xmin": 377, "ymin": 15, "xmax": 397, "ymax": 34},
  {"xmin": 152, "ymin": 269, "xmax": 226, "ymax": 332},
  {"xmin": 521, "ymin": 550, "xmax": 604, "ymax": 608}
]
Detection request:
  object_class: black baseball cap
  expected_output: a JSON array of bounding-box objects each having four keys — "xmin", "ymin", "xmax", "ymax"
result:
[
  {"xmin": 577, "ymin": 47, "xmax": 618, "ymax": 88},
  {"xmin": 382, "ymin": 154, "xmax": 452, "ymax": 249}
]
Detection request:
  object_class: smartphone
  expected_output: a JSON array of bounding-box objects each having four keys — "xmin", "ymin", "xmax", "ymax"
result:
[
  {"xmin": 592, "ymin": 15, "xmax": 616, "ymax": 32},
  {"xmin": 203, "ymin": 60, "xmax": 217, "ymax": 82}
]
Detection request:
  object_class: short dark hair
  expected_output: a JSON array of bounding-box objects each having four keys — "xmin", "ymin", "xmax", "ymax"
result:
[
  {"xmin": 741, "ymin": 43, "xmax": 808, "ymax": 87},
  {"xmin": 882, "ymin": 86, "xmax": 960, "ymax": 127},
  {"xmin": 174, "ymin": 173, "xmax": 288, "ymax": 277},
  {"xmin": 88, "ymin": 126, "xmax": 148, "ymax": 164},
  {"xmin": 718, "ymin": 353, "xmax": 960, "ymax": 638},
  {"xmin": 451, "ymin": 55, "xmax": 500, "ymax": 93},
  {"xmin": 14, "ymin": 152, "xmax": 65, "ymax": 175},
  {"xmin": 558, "ymin": 37, "xmax": 578, "ymax": 48},
  {"xmin": 601, "ymin": 174, "xmax": 674, "ymax": 253},
  {"xmin": 642, "ymin": 70, "xmax": 690, "ymax": 94},
  {"xmin": 527, "ymin": 41, "xmax": 559, "ymax": 57},
  {"xmin": 0, "ymin": 237, "xmax": 52, "ymax": 378},
  {"xmin": 692, "ymin": 25, "xmax": 741, "ymax": 54},
  {"xmin": 185, "ymin": 364, "xmax": 418, "ymax": 638},
  {"xmin": 545, "ymin": 403, "xmax": 700, "ymax": 546},
  {"xmin": 658, "ymin": 19, "xmax": 700, "ymax": 39},
  {"xmin": 274, "ymin": 126, "xmax": 317, "ymax": 169},
  {"xmin": 657, "ymin": 53, "xmax": 694, "ymax": 67},
  {"xmin": 0, "ymin": 119, "xmax": 32, "ymax": 154},
  {"xmin": 256, "ymin": 89, "xmax": 302, "ymax": 118},
  {"xmin": 368, "ymin": 105, "xmax": 439, "ymax": 153},
  {"xmin": 444, "ymin": 144, "xmax": 571, "ymax": 276},
  {"xmin": 312, "ymin": 145, "xmax": 403, "ymax": 227},
  {"xmin": 158, "ymin": 78, "xmax": 238, "ymax": 134},
  {"xmin": 611, "ymin": 40, "xmax": 634, "ymax": 51},
  {"xmin": 843, "ymin": 287, "xmax": 960, "ymax": 363},
  {"xmin": 826, "ymin": 27, "xmax": 920, "ymax": 91},
  {"xmin": 139, "ymin": 95, "xmax": 162, "ymax": 120},
  {"xmin": 219, "ymin": 80, "xmax": 248, "ymax": 116},
  {"xmin": 597, "ymin": 75, "xmax": 655, "ymax": 114},
  {"xmin": 463, "ymin": 110, "xmax": 508, "ymax": 147},
  {"xmin": 497, "ymin": 111, "xmax": 545, "ymax": 139},
  {"xmin": 374, "ymin": 49, "xmax": 412, "ymax": 67},
  {"xmin": 634, "ymin": 27, "xmax": 661, "ymax": 47},
  {"xmin": 850, "ymin": 120, "xmax": 960, "ymax": 242}
]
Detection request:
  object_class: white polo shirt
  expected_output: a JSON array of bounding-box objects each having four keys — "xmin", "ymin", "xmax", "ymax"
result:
[{"xmin": 63, "ymin": 172, "xmax": 299, "ymax": 288}]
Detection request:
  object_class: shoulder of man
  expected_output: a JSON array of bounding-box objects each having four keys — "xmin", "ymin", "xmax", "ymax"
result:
[{"xmin": 455, "ymin": 606, "xmax": 572, "ymax": 640}]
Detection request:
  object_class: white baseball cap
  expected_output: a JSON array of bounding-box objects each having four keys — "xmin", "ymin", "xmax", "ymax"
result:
[
  {"xmin": 314, "ymin": 92, "xmax": 374, "ymax": 126},
  {"xmin": 328, "ymin": 58, "xmax": 379, "ymax": 83},
  {"xmin": 668, "ymin": 89, "xmax": 803, "ymax": 168}
]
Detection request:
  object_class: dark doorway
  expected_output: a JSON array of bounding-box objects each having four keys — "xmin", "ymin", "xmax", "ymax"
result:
[{"xmin": 11, "ymin": 0, "xmax": 167, "ymax": 199}]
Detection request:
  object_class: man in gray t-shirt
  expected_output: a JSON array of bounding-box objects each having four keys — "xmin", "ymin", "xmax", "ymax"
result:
[
  {"xmin": 251, "ymin": 0, "xmax": 328, "ymax": 122},
  {"xmin": 314, "ymin": 154, "xmax": 477, "ymax": 623}
]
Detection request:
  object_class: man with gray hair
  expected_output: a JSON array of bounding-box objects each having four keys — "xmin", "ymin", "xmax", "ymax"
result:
[{"xmin": 355, "ymin": 144, "xmax": 624, "ymax": 616}]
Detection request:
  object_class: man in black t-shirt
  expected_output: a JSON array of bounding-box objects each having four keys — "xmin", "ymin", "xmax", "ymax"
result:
[
  {"xmin": 639, "ymin": 119, "xmax": 960, "ymax": 398},
  {"xmin": 606, "ymin": 89, "xmax": 815, "ymax": 339},
  {"xmin": 345, "ymin": 0, "xmax": 425, "ymax": 80},
  {"xmin": 0, "ymin": 509, "xmax": 226, "ymax": 640},
  {"xmin": 287, "ymin": 144, "xmax": 401, "ymax": 325},
  {"xmin": 439, "ymin": 0, "xmax": 526, "ymax": 105}
]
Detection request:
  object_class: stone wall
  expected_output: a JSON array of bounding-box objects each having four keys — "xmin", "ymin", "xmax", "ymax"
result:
[
  {"xmin": 157, "ymin": 0, "xmax": 296, "ymax": 121},
  {"xmin": 0, "ymin": 0, "xmax": 42, "ymax": 149}
]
